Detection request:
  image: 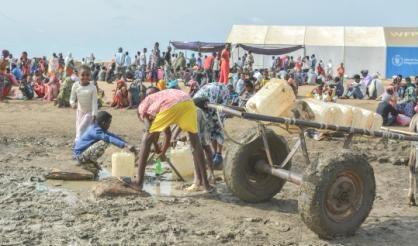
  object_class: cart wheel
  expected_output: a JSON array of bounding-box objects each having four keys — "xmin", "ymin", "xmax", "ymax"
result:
[
  {"xmin": 224, "ymin": 129, "xmax": 290, "ymax": 203},
  {"xmin": 298, "ymin": 152, "xmax": 376, "ymax": 239}
]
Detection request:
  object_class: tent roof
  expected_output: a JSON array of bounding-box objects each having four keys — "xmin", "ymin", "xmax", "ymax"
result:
[
  {"xmin": 226, "ymin": 25, "xmax": 269, "ymax": 45},
  {"xmin": 226, "ymin": 25, "xmax": 418, "ymax": 47},
  {"xmin": 345, "ymin": 27, "xmax": 386, "ymax": 47},
  {"xmin": 304, "ymin": 26, "xmax": 344, "ymax": 46},
  {"xmin": 264, "ymin": 26, "xmax": 305, "ymax": 45}
]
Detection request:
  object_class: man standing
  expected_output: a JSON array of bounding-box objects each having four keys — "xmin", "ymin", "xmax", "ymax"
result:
[
  {"xmin": 164, "ymin": 46, "xmax": 172, "ymax": 81},
  {"xmin": 115, "ymin": 47, "xmax": 125, "ymax": 76},
  {"xmin": 124, "ymin": 52, "xmax": 132, "ymax": 68},
  {"xmin": 135, "ymin": 51, "xmax": 141, "ymax": 66},
  {"xmin": 140, "ymin": 48, "xmax": 147, "ymax": 81},
  {"xmin": 311, "ymin": 54, "xmax": 317, "ymax": 70},
  {"xmin": 151, "ymin": 43, "xmax": 161, "ymax": 82},
  {"xmin": 247, "ymin": 51, "xmax": 254, "ymax": 71},
  {"xmin": 203, "ymin": 52, "xmax": 215, "ymax": 82}
]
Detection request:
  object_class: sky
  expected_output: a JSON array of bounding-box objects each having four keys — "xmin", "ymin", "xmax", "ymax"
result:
[{"xmin": 1, "ymin": 0, "xmax": 418, "ymax": 60}]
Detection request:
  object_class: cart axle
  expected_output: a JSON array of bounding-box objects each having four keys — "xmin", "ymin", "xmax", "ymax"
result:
[{"xmin": 255, "ymin": 160, "xmax": 303, "ymax": 186}]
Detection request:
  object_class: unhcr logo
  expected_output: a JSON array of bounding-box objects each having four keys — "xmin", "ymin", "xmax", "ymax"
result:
[{"xmin": 392, "ymin": 55, "xmax": 404, "ymax": 67}]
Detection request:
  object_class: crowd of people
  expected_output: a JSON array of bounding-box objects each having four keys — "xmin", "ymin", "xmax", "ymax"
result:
[{"xmin": 1, "ymin": 44, "xmax": 418, "ymax": 192}]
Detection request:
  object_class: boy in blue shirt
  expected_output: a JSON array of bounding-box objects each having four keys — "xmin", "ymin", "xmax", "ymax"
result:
[{"xmin": 73, "ymin": 111, "xmax": 135, "ymax": 176}]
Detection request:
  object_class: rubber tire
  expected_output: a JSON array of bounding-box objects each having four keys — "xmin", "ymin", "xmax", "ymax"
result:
[
  {"xmin": 223, "ymin": 129, "xmax": 290, "ymax": 203},
  {"xmin": 298, "ymin": 151, "xmax": 376, "ymax": 239}
]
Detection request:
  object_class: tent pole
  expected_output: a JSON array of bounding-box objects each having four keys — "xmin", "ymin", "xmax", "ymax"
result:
[{"xmin": 237, "ymin": 44, "xmax": 240, "ymax": 68}]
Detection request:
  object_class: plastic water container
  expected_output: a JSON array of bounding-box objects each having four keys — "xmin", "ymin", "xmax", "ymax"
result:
[
  {"xmin": 371, "ymin": 113, "xmax": 383, "ymax": 130},
  {"xmin": 112, "ymin": 152, "xmax": 136, "ymax": 178},
  {"xmin": 336, "ymin": 104, "xmax": 354, "ymax": 127},
  {"xmin": 326, "ymin": 104, "xmax": 344, "ymax": 126},
  {"xmin": 351, "ymin": 107, "xmax": 364, "ymax": 129},
  {"xmin": 170, "ymin": 143, "xmax": 195, "ymax": 180},
  {"xmin": 305, "ymin": 99, "xmax": 327, "ymax": 124},
  {"xmin": 351, "ymin": 107, "xmax": 377, "ymax": 129},
  {"xmin": 246, "ymin": 79, "xmax": 296, "ymax": 117},
  {"xmin": 363, "ymin": 110, "xmax": 375, "ymax": 129}
]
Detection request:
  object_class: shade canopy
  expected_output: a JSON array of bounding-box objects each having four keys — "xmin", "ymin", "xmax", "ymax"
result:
[{"xmin": 170, "ymin": 41, "xmax": 225, "ymax": 53}]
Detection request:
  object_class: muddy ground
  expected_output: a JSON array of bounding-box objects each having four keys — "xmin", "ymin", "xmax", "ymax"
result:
[{"xmin": 0, "ymin": 82, "xmax": 418, "ymax": 245}]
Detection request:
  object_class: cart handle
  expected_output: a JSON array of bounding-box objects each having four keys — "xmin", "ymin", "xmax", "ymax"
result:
[{"xmin": 208, "ymin": 103, "xmax": 418, "ymax": 142}]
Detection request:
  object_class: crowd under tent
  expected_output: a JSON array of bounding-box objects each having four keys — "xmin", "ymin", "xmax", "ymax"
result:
[{"xmin": 226, "ymin": 25, "xmax": 418, "ymax": 78}]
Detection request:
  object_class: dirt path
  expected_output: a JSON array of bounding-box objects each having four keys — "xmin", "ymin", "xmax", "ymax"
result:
[{"xmin": 1, "ymin": 82, "xmax": 418, "ymax": 245}]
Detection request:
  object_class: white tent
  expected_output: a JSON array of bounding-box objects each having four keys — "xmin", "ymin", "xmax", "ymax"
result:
[
  {"xmin": 226, "ymin": 25, "xmax": 395, "ymax": 77},
  {"xmin": 344, "ymin": 27, "xmax": 386, "ymax": 78}
]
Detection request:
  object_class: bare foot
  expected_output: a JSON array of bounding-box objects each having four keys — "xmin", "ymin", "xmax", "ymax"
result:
[
  {"xmin": 208, "ymin": 174, "xmax": 216, "ymax": 185},
  {"xmin": 184, "ymin": 184, "xmax": 203, "ymax": 192}
]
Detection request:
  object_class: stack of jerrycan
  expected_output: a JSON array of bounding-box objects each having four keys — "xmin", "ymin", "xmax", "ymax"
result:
[{"xmin": 245, "ymin": 79, "xmax": 383, "ymax": 131}]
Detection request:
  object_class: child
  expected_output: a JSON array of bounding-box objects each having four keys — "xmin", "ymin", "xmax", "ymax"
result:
[
  {"xmin": 73, "ymin": 111, "xmax": 135, "ymax": 176},
  {"xmin": 239, "ymin": 80, "xmax": 255, "ymax": 107},
  {"xmin": 111, "ymin": 79, "xmax": 129, "ymax": 109},
  {"xmin": 227, "ymin": 84, "xmax": 239, "ymax": 106},
  {"xmin": 171, "ymin": 97, "xmax": 216, "ymax": 187},
  {"xmin": 70, "ymin": 65, "xmax": 98, "ymax": 142},
  {"xmin": 193, "ymin": 97, "xmax": 216, "ymax": 185},
  {"xmin": 56, "ymin": 75, "xmax": 76, "ymax": 107},
  {"xmin": 128, "ymin": 80, "xmax": 141, "ymax": 109},
  {"xmin": 19, "ymin": 77, "xmax": 34, "ymax": 100}
]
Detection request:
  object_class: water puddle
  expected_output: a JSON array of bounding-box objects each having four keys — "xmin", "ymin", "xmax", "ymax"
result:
[{"xmin": 46, "ymin": 168, "xmax": 192, "ymax": 197}]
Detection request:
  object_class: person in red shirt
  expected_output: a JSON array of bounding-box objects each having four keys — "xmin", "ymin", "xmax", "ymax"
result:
[
  {"xmin": 219, "ymin": 44, "xmax": 231, "ymax": 84},
  {"xmin": 203, "ymin": 52, "xmax": 215, "ymax": 82},
  {"xmin": 337, "ymin": 63, "xmax": 345, "ymax": 82}
]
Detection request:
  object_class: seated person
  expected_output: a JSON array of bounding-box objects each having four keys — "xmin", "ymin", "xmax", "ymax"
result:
[
  {"xmin": 31, "ymin": 70, "xmax": 46, "ymax": 98},
  {"xmin": 334, "ymin": 76, "xmax": 344, "ymax": 98},
  {"xmin": 306, "ymin": 69, "xmax": 317, "ymax": 85},
  {"xmin": 342, "ymin": 74, "xmax": 365, "ymax": 99},
  {"xmin": 239, "ymin": 80, "xmax": 255, "ymax": 107},
  {"xmin": 19, "ymin": 77, "xmax": 34, "ymax": 100},
  {"xmin": 285, "ymin": 74, "xmax": 298, "ymax": 96},
  {"xmin": 368, "ymin": 74, "xmax": 384, "ymax": 100},
  {"xmin": 43, "ymin": 76, "xmax": 60, "ymax": 101},
  {"xmin": 73, "ymin": 111, "xmax": 135, "ymax": 176},
  {"xmin": 227, "ymin": 84, "xmax": 239, "ymax": 106},
  {"xmin": 260, "ymin": 69, "xmax": 270, "ymax": 87},
  {"xmin": 111, "ymin": 80, "xmax": 129, "ymax": 108},
  {"xmin": 56, "ymin": 75, "xmax": 76, "ymax": 107},
  {"xmin": 98, "ymin": 66, "xmax": 107, "ymax": 81},
  {"xmin": 278, "ymin": 68, "xmax": 288, "ymax": 80},
  {"xmin": 188, "ymin": 78, "xmax": 199, "ymax": 97},
  {"xmin": 376, "ymin": 92, "xmax": 399, "ymax": 126},
  {"xmin": 322, "ymin": 84, "xmax": 336, "ymax": 103},
  {"xmin": 128, "ymin": 80, "xmax": 141, "ymax": 109},
  {"xmin": 156, "ymin": 79, "xmax": 166, "ymax": 91},
  {"xmin": 396, "ymin": 77, "xmax": 416, "ymax": 118},
  {"xmin": 311, "ymin": 83, "xmax": 324, "ymax": 100},
  {"xmin": 11, "ymin": 64, "xmax": 23, "ymax": 82}
]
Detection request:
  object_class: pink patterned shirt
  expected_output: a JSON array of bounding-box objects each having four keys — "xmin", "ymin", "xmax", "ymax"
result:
[{"xmin": 138, "ymin": 89, "xmax": 191, "ymax": 120}]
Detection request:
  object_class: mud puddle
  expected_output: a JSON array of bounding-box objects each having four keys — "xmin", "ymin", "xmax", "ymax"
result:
[{"xmin": 46, "ymin": 168, "xmax": 191, "ymax": 197}]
